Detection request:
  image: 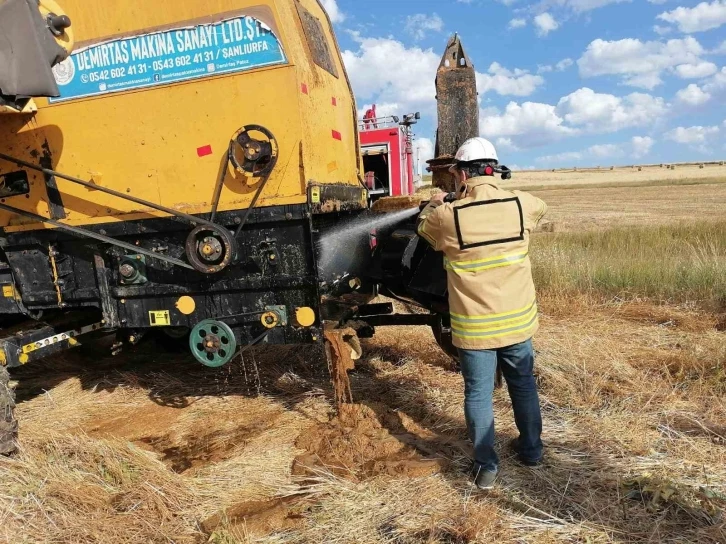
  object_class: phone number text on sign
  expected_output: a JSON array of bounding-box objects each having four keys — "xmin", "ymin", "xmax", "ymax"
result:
[{"xmin": 50, "ymin": 16, "xmax": 287, "ymax": 102}]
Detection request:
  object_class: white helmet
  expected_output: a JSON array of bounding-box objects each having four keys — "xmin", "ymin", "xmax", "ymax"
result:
[{"xmin": 454, "ymin": 137, "xmax": 499, "ymax": 164}]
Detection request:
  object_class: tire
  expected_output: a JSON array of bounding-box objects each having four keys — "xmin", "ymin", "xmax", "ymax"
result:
[{"xmin": 0, "ymin": 365, "xmax": 17, "ymax": 455}]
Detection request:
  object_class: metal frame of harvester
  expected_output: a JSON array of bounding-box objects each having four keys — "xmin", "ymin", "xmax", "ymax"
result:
[{"xmin": 0, "ymin": 0, "xmax": 482, "ymax": 454}]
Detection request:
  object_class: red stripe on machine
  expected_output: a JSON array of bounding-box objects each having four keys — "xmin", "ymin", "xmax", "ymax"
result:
[
  {"xmin": 301, "ymin": 83, "xmax": 309, "ymax": 94},
  {"xmin": 332, "ymin": 130, "xmax": 342, "ymax": 141},
  {"xmin": 332, "ymin": 96, "xmax": 337, "ymax": 106},
  {"xmin": 197, "ymin": 145, "xmax": 213, "ymax": 157}
]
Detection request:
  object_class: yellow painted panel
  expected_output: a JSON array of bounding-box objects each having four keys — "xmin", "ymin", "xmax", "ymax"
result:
[{"xmin": 0, "ymin": 0, "xmax": 361, "ymax": 231}]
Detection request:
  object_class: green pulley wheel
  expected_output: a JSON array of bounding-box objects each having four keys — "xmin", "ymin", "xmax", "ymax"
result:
[{"xmin": 189, "ymin": 319, "xmax": 237, "ymax": 368}]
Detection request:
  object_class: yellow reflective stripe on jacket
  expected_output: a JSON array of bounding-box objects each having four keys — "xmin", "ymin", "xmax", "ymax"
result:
[
  {"xmin": 450, "ymin": 299, "xmax": 536, "ymax": 322},
  {"xmin": 444, "ymin": 251, "xmax": 528, "ymax": 273},
  {"xmin": 452, "ymin": 312, "xmax": 538, "ymax": 339},
  {"xmin": 451, "ymin": 302, "xmax": 538, "ymax": 332}
]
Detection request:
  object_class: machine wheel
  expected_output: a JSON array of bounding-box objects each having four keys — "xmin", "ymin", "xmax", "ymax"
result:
[
  {"xmin": 189, "ymin": 320, "xmax": 237, "ymax": 368},
  {"xmin": 185, "ymin": 225, "xmax": 237, "ymax": 274},
  {"xmin": 229, "ymin": 125, "xmax": 279, "ymax": 177},
  {"xmin": 0, "ymin": 366, "xmax": 17, "ymax": 455}
]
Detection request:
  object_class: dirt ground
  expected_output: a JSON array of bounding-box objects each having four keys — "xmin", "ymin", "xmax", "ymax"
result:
[{"xmin": 1, "ymin": 176, "xmax": 725, "ymax": 543}]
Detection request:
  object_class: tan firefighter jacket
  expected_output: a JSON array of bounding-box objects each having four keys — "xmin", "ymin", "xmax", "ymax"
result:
[{"xmin": 417, "ymin": 176, "xmax": 548, "ymax": 350}]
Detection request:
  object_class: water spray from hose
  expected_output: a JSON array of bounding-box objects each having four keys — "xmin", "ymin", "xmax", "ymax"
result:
[{"xmin": 317, "ymin": 207, "xmax": 420, "ymax": 277}]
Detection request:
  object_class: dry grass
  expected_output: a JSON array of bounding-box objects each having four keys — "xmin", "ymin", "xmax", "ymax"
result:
[
  {"xmin": 2, "ymin": 176, "xmax": 726, "ymax": 543},
  {"xmin": 532, "ymin": 221, "xmax": 726, "ymax": 311},
  {"xmin": 1, "ymin": 297, "xmax": 724, "ymax": 543}
]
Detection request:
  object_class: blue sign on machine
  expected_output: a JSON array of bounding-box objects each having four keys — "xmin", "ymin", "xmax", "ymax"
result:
[{"xmin": 50, "ymin": 15, "xmax": 287, "ymax": 102}]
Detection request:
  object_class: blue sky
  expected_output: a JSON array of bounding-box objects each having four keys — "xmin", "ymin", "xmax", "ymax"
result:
[{"xmin": 321, "ymin": 0, "xmax": 726, "ymax": 170}]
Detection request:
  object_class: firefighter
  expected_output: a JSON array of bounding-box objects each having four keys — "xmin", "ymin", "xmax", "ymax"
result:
[{"xmin": 417, "ymin": 137, "xmax": 548, "ymax": 490}]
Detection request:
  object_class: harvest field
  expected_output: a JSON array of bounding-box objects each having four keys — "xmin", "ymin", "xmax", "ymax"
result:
[
  {"xmin": 510, "ymin": 163, "xmax": 726, "ymax": 190},
  {"xmin": 1, "ymin": 174, "xmax": 725, "ymax": 543}
]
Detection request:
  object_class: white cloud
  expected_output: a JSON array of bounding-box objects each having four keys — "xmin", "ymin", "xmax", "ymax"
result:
[
  {"xmin": 320, "ymin": 0, "xmax": 345, "ymax": 24},
  {"xmin": 477, "ymin": 62, "xmax": 545, "ymax": 97},
  {"xmin": 480, "ymin": 101, "xmax": 577, "ymax": 147},
  {"xmin": 713, "ymin": 41, "xmax": 726, "ymax": 53},
  {"xmin": 624, "ymin": 73, "xmax": 665, "ymax": 89},
  {"xmin": 657, "ymin": 1, "xmax": 726, "ymax": 33},
  {"xmin": 675, "ymin": 83, "xmax": 712, "ymax": 105},
  {"xmin": 703, "ymin": 66, "xmax": 726, "ymax": 94},
  {"xmin": 534, "ymin": 13, "xmax": 559, "ymax": 36},
  {"xmin": 674, "ymin": 61, "xmax": 718, "ymax": 78},
  {"xmin": 536, "ymin": 144, "xmax": 622, "ymax": 165},
  {"xmin": 537, "ymin": 137, "xmax": 654, "ymax": 165},
  {"xmin": 588, "ymin": 143, "xmax": 625, "ymax": 157},
  {"xmin": 480, "ymin": 86, "xmax": 668, "ymax": 149},
  {"xmin": 404, "ymin": 13, "xmax": 445, "ymax": 41},
  {"xmin": 556, "ymin": 58, "xmax": 574, "ymax": 71},
  {"xmin": 653, "ymin": 25, "xmax": 672, "ymax": 36},
  {"xmin": 342, "ymin": 37, "xmax": 440, "ymax": 114},
  {"xmin": 538, "ymin": 58, "xmax": 573, "ymax": 73},
  {"xmin": 415, "ymin": 137, "xmax": 435, "ymax": 174},
  {"xmin": 648, "ymin": 0, "xmax": 668, "ymax": 4},
  {"xmin": 565, "ymin": 0, "xmax": 631, "ymax": 13},
  {"xmin": 495, "ymin": 137, "xmax": 520, "ymax": 151},
  {"xmin": 664, "ymin": 125, "xmax": 720, "ymax": 152},
  {"xmin": 556, "ymin": 87, "xmax": 668, "ymax": 132},
  {"xmin": 577, "ymin": 36, "xmax": 706, "ymax": 89},
  {"xmin": 537, "ymin": 151, "xmax": 583, "ymax": 164},
  {"xmin": 509, "ymin": 17, "xmax": 527, "ymax": 29},
  {"xmin": 631, "ymin": 136, "xmax": 655, "ymax": 157}
]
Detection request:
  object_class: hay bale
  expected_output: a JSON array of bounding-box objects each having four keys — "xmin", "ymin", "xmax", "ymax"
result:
[
  {"xmin": 699, "ymin": 164, "xmax": 704, "ymax": 169},
  {"xmin": 371, "ymin": 196, "xmax": 424, "ymax": 213},
  {"xmin": 638, "ymin": 167, "xmax": 642, "ymax": 171}
]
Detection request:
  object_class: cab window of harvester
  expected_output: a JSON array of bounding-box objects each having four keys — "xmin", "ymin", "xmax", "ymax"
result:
[{"xmin": 295, "ymin": 0, "xmax": 339, "ymax": 78}]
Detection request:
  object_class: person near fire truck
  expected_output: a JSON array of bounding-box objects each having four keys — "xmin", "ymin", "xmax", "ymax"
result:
[{"xmin": 417, "ymin": 137, "xmax": 548, "ymax": 490}]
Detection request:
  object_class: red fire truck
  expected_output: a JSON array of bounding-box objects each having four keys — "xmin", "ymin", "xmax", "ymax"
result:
[{"xmin": 359, "ymin": 105, "xmax": 420, "ymax": 201}]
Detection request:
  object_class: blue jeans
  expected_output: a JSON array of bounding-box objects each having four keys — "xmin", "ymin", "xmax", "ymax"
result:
[{"xmin": 459, "ymin": 339, "xmax": 543, "ymax": 473}]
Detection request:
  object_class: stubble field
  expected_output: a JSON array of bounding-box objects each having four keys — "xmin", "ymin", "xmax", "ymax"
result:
[{"xmin": 1, "ymin": 171, "xmax": 725, "ymax": 543}]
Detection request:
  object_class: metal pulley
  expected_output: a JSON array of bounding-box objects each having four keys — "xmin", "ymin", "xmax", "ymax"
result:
[
  {"xmin": 189, "ymin": 319, "xmax": 237, "ymax": 367},
  {"xmin": 185, "ymin": 224, "xmax": 237, "ymax": 274},
  {"xmin": 229, "ymin": 125, "xmax": 279, "ymax": 177}
]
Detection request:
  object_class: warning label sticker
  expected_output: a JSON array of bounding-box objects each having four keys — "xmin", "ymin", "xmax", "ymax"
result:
[
  {"xmin": 149, "ymin": 310, "xmax": 171, "ymax": 327},
  {"xmin": 50, "ymin": 15, "xmax": 287, "ymax": 103}
]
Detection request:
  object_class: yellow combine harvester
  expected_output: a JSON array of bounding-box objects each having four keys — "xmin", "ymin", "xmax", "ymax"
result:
[{"xmin": 0, "ymin": 0, "xmax": 457, "ymax": 454}]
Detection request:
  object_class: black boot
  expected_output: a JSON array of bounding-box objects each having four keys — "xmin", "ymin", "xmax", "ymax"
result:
[{"xmin": 509, "ymin": 437, "xmax": 542, "ymax": 467}]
